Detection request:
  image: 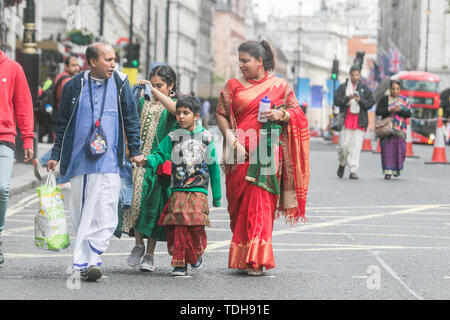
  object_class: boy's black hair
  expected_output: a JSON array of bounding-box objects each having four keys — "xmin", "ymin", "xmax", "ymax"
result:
[{"xmin": 176, "ymin": 95, "xmax": 201, "ymax": 114}]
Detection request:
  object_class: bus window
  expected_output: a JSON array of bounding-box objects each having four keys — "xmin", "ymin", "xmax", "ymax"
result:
[
  {"xmin": 411, "ymin": 108, "xmax": 438, "ymax": 120},
  {"xmin": 409, "ymin": 97, "xmax": 434, "ymax": 105},
  {"xmin": 401, "ymin": 80, "xmax": 439, "ymax": 92}
]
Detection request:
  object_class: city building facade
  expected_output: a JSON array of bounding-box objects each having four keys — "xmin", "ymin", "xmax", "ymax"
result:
[{"xmin": 378, "ymin": 0, "xmax": 450, "ymax": 89}]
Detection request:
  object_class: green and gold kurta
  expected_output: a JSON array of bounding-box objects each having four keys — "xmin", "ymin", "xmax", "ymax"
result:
[{"xmin": 118, "ymin": 97, "xmax": 177, "ymax": 240}]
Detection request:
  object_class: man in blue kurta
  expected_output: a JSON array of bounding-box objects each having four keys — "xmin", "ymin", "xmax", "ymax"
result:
[{"xmin": 47, "ymin": 43, "xmax": 144, "ymax": 281}]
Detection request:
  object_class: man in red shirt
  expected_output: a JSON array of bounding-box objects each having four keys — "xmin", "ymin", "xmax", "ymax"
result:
[
  {"xmin": 54, "ymin": 55, "xmax": 80, "ymax": 109},
  {"xmin": 0, "ymin": 47, "xmax": 35, "ymax": 264},
  {"xmin": 32, "ymin": 54, "xmax": 80, "ymax": 180},
  {"xmin": 334, "ymin": 66, "xmax": 375, "ymax": 180}
]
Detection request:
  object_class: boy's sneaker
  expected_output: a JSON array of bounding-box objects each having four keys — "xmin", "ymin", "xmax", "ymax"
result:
[
  {"xmin": 190, "ymin": 256, "xmax": 203, "ymax": 269},
  {"xmin": 0, "ymin": 239, "xmax": 4, "ymax": 264},
  {"xmin": 138, "ymin": 254, "xmax": 155, "ymax": 272},
  {"xmin": 83, "ymin": 265, "xmax": 102, "ymax": 282},
  {"xmin": 171, "ymin": 266, "xmax": 188, "ymax": 276},
  {"xmin": 127, "ymin": 245, "xmax": 145, "ymax": 267}
]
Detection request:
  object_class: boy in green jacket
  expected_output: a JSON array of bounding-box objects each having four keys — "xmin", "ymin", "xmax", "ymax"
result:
[{"xmin": 141, "ymin": 95, "xmax": 221, "ymax": 276}]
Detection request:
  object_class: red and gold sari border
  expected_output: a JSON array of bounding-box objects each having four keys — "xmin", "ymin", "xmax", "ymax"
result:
[{"xmin": 228, "ymin": 237, "xmax": 275, "ymax": 270}]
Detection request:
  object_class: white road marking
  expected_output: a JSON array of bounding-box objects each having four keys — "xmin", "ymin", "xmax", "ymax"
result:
[
  {"xmin": 206, "ymin": 204, "xmax": 442, "ymax": 252},
  {"xmin": 371, "ymin": 250, "xmax": 424, "ymax": 300},
  {"xmin": 341, "ymin": 223, "xmax": 448, "ymax": 230},
  {"xmin": 6, "ymin": 194, "xmax": 39, "ymax": 218},
  {"xmin": 2, "ymin": 226, "xmax": 35, "ymax": 234},
  {"xmin": 287, "ymin": 231, "xmax": 450, "ymax": 240}
]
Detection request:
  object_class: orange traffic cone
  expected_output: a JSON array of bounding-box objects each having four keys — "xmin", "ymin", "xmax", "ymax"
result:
[
  {"xmin": 405, "ymin": 118, "xmax": 419, "ymax": 158},
  {"xmin": 332, "ymin": 131, "xmax": 340, "ymax": 144},
  {"xmin": 373, "ymin": 138, "xmax": 381, "ymax": 154},
  {"xmin": 362, "ymin": 130, "xmax": 373, "ymax": 152},
  {"xmin": 425, "ymin": 109, "xmax": 449, "ymax": 165}
]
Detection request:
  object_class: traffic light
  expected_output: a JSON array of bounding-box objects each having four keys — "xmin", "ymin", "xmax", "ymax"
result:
[
  {"xmin": 331, "ymin": 59, "xmax": 339, "ymax": 81},
  {"xmin": 124, "ymin": 43, "xmax": 140, "ymax": 68},
  {"xmin": 353, "ymin": 51, "xmax": 365, "ymax": 71}
]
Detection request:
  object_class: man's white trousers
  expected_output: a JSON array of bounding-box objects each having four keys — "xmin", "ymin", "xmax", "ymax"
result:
[
  {"xmin": 337, "ymin": 128, "xmax": 365, "ymax": 174},
  {"xmin": 69, "ymin": 173, "xmax": 120, "ymax": 270}
]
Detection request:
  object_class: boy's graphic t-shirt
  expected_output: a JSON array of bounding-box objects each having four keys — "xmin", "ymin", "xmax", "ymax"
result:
[
  {"xmin": 169, "ymin": 129, "xmax": 213, "ymax": 191},
  {"xmin": 145, "ymin": 125, "xmax": 221, "ymax": 206}
]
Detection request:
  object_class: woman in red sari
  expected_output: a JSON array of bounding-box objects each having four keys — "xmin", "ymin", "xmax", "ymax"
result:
[{"xmin": 216, "ymin": 40, "xmax": 310, "ymax": 276}]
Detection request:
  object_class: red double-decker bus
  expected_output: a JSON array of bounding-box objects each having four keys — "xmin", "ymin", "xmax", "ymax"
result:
[{"xmin": 391, "ymin": 71, "xmax": 441, "ymax": 144}]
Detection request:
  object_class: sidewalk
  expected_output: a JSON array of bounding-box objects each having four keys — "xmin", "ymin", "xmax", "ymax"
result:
[{"xmin": 9, "ymin": 142, "xmax": 53, "ymax": 197}]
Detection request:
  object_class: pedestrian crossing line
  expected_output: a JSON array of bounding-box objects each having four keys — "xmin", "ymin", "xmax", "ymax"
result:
[
  {"xmin": 375, "ymin": 216, "xmax": 450, "ymax": 221},
  {"xmin": 6, "ymin": 219, "xmax": 34, "ymax": 223},
  {"xmin": 306, "ymin": 204, "xmax": 450, "ymax": 210},
  {"xmin": 4, "ymin": 251, "xmax": 169, "ymax": 259},
  {"xmin": 6, "ymin": 194, "xmax": 39, "ymax": 218},
  {"xmin": 307, "ymin": 215, "xmax": 354, "ymax": 218},
  {"xmin": 399, "ymin": 211, "xmax": 450, "ymax": 216},
  {"xmin": 205, "ymin": 204, "xmax": 441, "ymax": 253},
  {"xmin": 206, "ymin": 228, "xmax": 231, "ymax": 232},
  {"xmin": 9, "ymin": 193, "xmax": 37, "ymax": 209},
  {"xmin": 2, "ymin": 226, "xmax": 35, "ymax": 234},
  {"xmin": 339, "ymin": 223, "xmax": 448, "ymax": 230},
  {"xmin": 286, "ymin": 231, "xmax": 450, "ymax": 240},
  {"xmin": 209, "ymin": 207, "xmax": 227, "ymax": 211},
  {"xmin": 195, "ymin": 246, "xmax": 449, "ymax": 254},
  {"xmin": 4, "ymin": 243, "xmax": 449, "ymax": 261},
  {"xmin": 270, "ymin": 242, "xmax": 450, "ymax": 248}
]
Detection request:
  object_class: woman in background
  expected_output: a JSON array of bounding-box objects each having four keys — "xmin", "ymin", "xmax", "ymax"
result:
[{"xmin": 376, "ymin": 80, "xmax": 412, "ymax": 180}]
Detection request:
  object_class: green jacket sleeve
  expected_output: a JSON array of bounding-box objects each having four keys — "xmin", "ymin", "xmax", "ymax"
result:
[
  {"xmin": 206, "ymin": 138, "xmax": 222, "ymax": 207},
  {"xmin": 144, "ymin": 134, "xmax": 173, "ymax": 171}
]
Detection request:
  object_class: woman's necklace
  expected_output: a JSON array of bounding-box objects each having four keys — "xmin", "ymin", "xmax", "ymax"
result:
[{"xmin": 246, "ymin": 72, "xmax": 269, "ymax": 85}]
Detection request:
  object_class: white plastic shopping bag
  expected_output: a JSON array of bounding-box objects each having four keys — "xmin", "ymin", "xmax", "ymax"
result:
[{"xmin": 34, "ymin": 173, "xmax": 70, "ymax": 251}]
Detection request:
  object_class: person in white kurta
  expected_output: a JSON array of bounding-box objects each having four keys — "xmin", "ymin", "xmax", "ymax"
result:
[{"xmin": 47, "ymin": 43, "xmax": 144, "ymax": 281}]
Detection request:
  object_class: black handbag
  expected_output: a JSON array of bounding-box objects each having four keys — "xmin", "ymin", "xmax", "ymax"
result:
[
  {"xmin": 330, "ymin": 113, "xmax": 345, "ymax": 132},
  {"xmin": 87, "ymin": 75, "xmax": 109, "ymax": 159}
]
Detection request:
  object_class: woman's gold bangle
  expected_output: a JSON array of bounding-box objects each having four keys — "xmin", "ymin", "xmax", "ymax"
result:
[{"xmin": 280, "ymin": 108, "xmax": 289, "ymax": 122}]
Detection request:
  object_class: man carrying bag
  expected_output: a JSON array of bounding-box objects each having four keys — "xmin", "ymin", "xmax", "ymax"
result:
[{"xmin": 46, "ymin": 42, "xmax": 144, "ymax": 282}]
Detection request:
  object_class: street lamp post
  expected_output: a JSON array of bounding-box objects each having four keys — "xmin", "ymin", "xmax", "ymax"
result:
[
  {"xmin": 16, "ymin": 0, "xmax": 39, "ymax": 162},
  {"xmin": 146, "ymin": 0, "xmax": 151, "ymax": 78},
  {"xmin": 99, "ymin": 0, "xmax": 105, "ymax": 37},
  {"xmin": 129, "ymin": 0, "xmax": 134, "ymax": 44},
  {"xmin": 425, "ymin": 0, "xmax": 431, "ymax": 72},
  {"xmin": 295, "ymin": 1, "xmax": 302, "ymax": 96},
  {"xmin": 0, "ymin": 0, "xmax": 5, "ymax": 52}
]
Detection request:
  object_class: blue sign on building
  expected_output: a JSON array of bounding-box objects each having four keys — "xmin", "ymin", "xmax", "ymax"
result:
[
  {"xmin": 311, "ymin": 85, "xmax": 323, "ymax": 108},
  {"xmin": 296, "ymin": 78, "xmax": 311, "ymax": 107}
]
